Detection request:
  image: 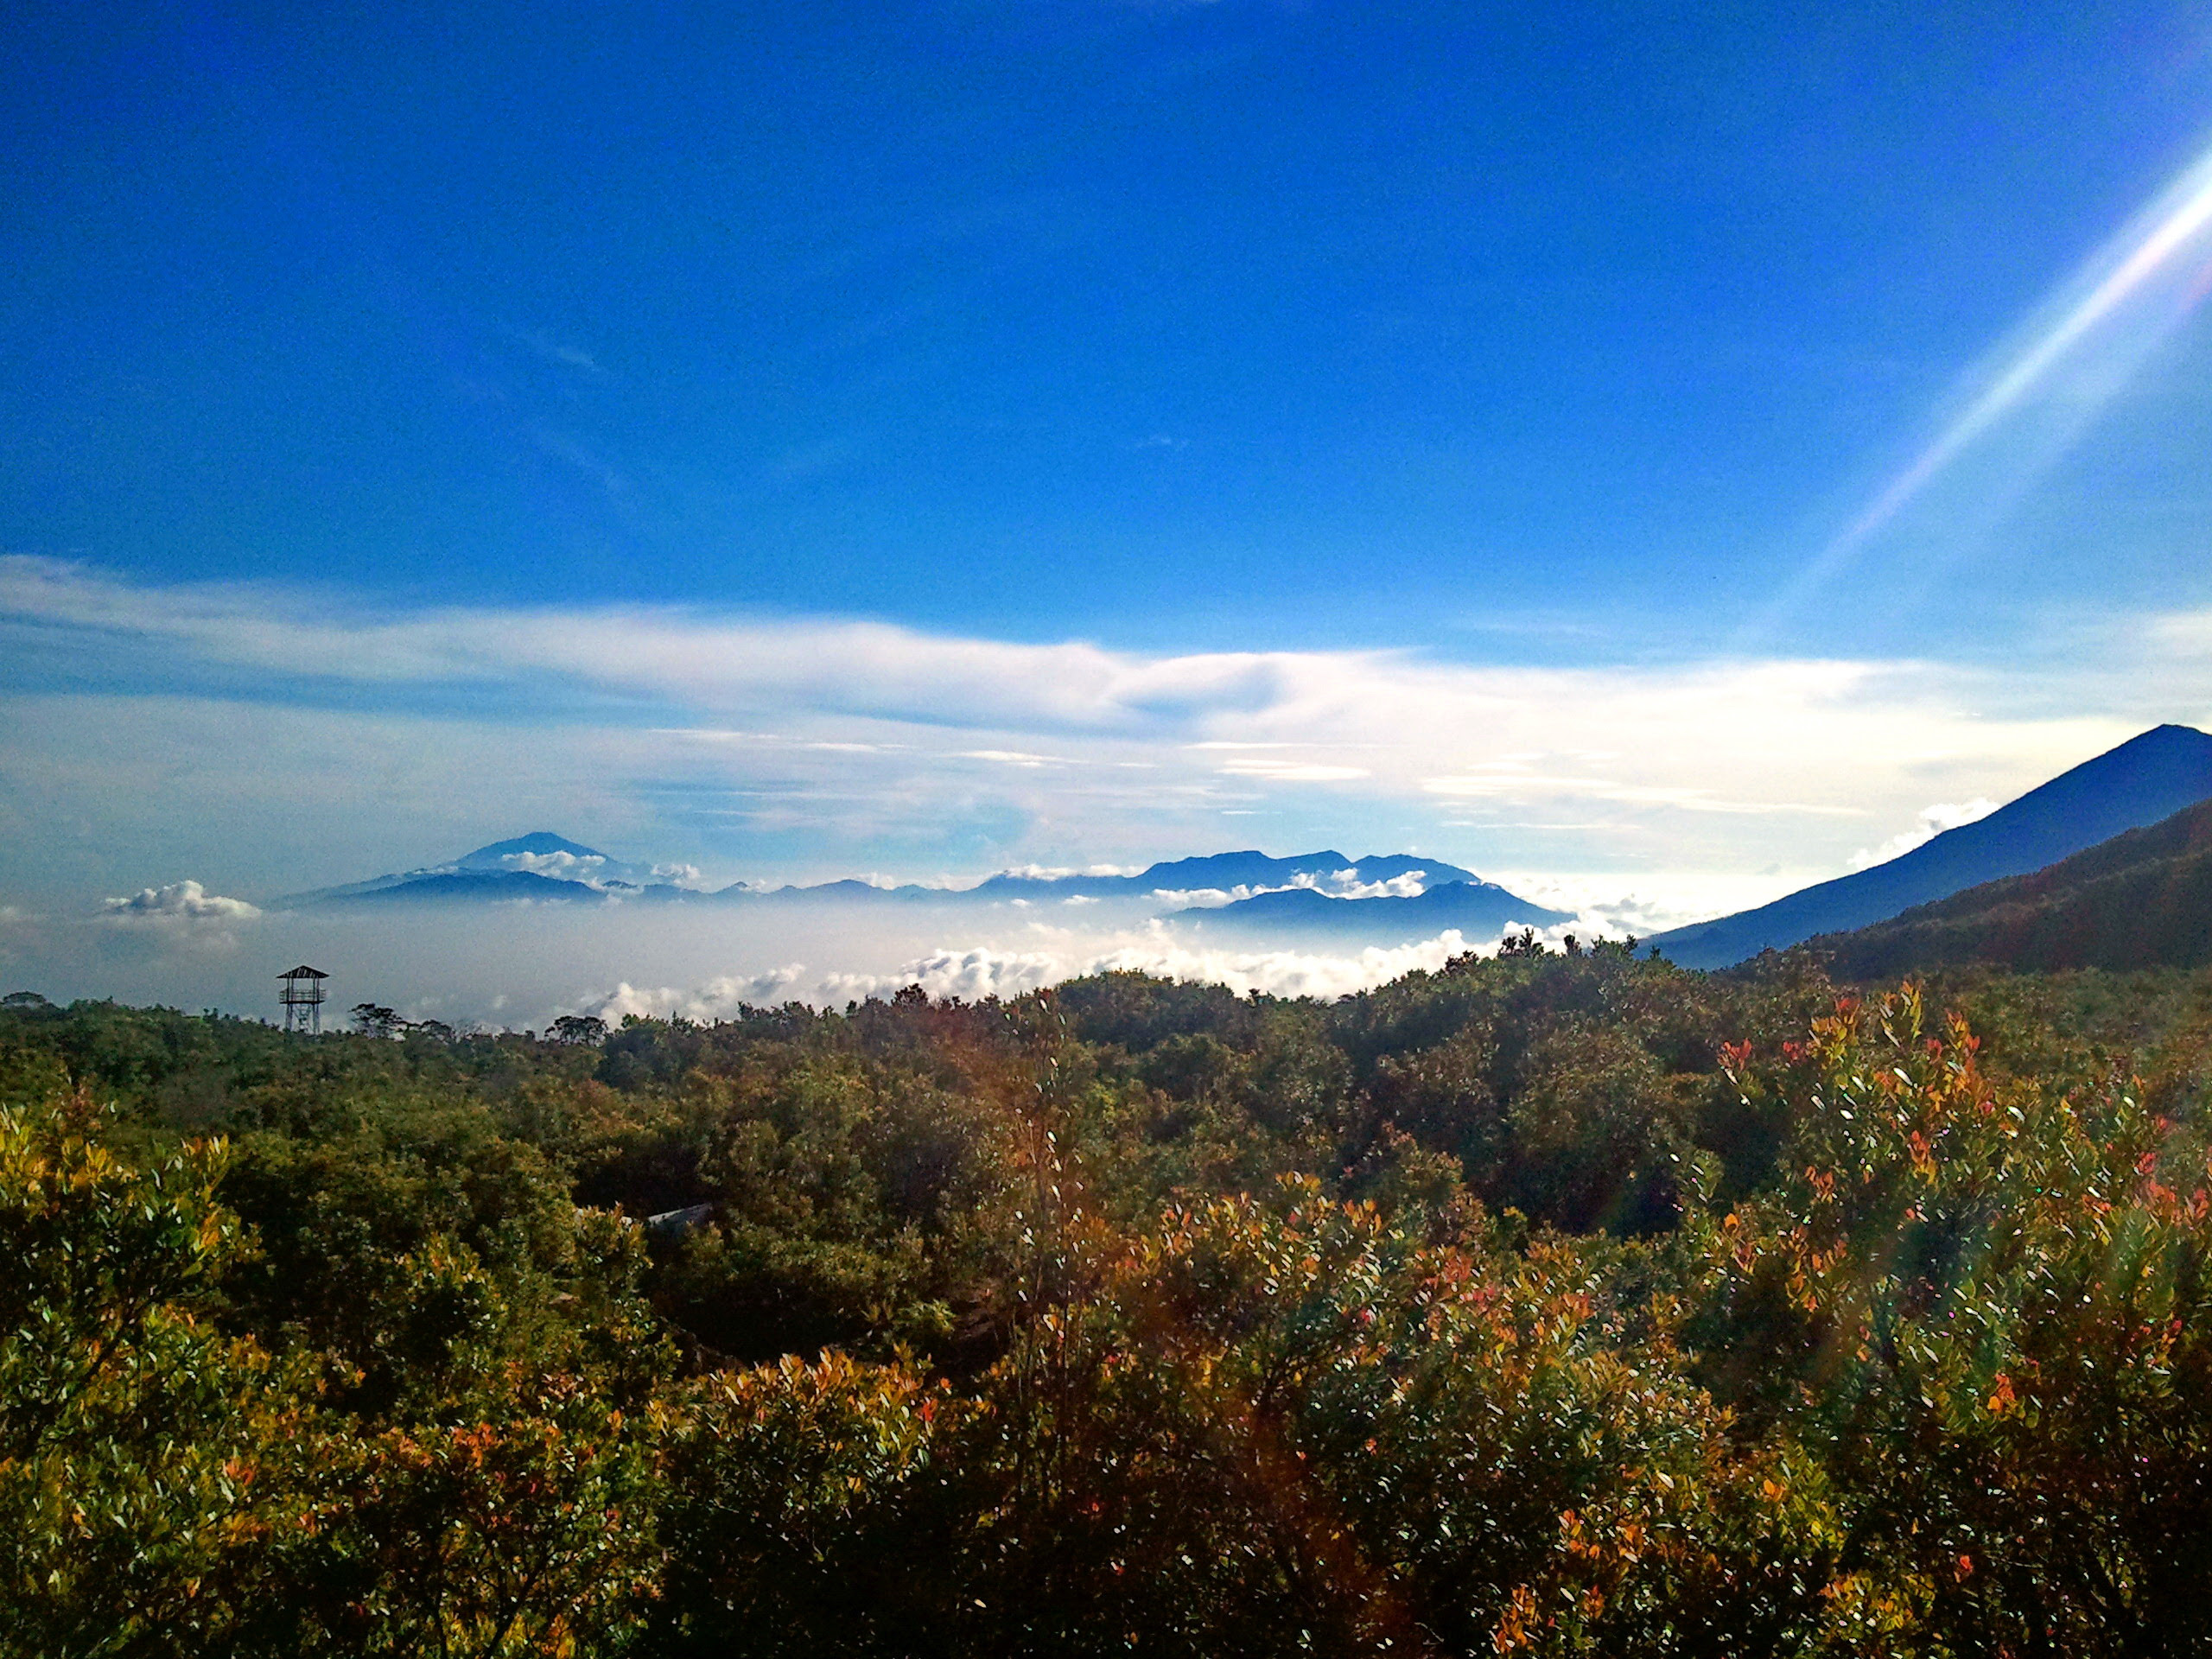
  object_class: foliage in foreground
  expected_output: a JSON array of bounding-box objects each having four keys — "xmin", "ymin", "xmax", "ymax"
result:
[{"xmin": 6, "ymin": 948, "xmax": 2212, "ymax": 1654}]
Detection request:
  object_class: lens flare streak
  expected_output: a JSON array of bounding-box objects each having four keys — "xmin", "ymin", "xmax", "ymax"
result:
[{"xmin": 1764, "ymin": 140, "xmax": 2212, "ymax": 629}]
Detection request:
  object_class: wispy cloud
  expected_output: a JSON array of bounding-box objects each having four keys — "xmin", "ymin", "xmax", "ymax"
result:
[
  {"xmin": 961, "ymin": 749, "xmax": 1075, "ymax": 767},
  {"xmin": 508, "ymin": 327, "xmax": 605, "ymax": 376},
  {"xmin": 3, "ymin": 556, "xmax": 2207, "ymax": 912},
  {"xmin": 0, "ymin": 556, "xmax": 1294, "ymax": 734},
  {"xmin": 1421, "ymin": 773, "xmax": 1866, "ymax": 817},
  {"xmin": 1217, "ymin": 759, "xmax": 1371, "ymax": 783}
]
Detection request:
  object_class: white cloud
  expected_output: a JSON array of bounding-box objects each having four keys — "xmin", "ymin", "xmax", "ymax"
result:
[
  {"xmin": 1079, "ymin": 932, "xmax": 1484, "ymax": 1000},
  {"xmin": 501, "ymin": 849, "xmax": 607, "ymax": 878},
  {"xmin": 754, "ymin": 931, "xmax": 1498, "ymax": 1006},
  {"xmin": 1303, "ymin": 868, "xmax": 1427, "ymax": 899},
  {"xmin": 823, "ymin": 947, "xmax": 1066, "ymax": 1003},
  {"xmin": 1150, "ymin": 869, "xmax": 1431, "ymax": 910},
  {"xmin": 651, "ymin": 861, "xmax": 708, "ymax": 889},
  {"xmin": 1149, "ymin": 886, "xmax": 1258, "ymax": 908},
  {"xmin": 591, "ymin": 925, "xmax": 1573, "ymax": 1014},
  {"xmin": 4, "ymin": 556, "xmax": 2209, "ymax": 919},
  {"xmin": 0, "ymin": 555, "xmax": 1294, "ymax": 734},
  {"xmin": 93, "ymin": 880, "xmax": 262, "ymax": 954},
  {"xmin": 580, "ymin": 966, "xmax": 809, "ymax": 1022},
  {"xmin": 99, "ymin": 880, "xmax": 260, "ymax": 924}
]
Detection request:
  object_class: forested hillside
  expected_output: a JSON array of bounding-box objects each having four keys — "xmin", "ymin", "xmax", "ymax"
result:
[
  {"xmin": 8, "ymin": 944, "xmax": 2212, "ymax": 1655},
  {"xmin": 1809, "ymin": 797, "xmax": 2212, "ymax": 979}
]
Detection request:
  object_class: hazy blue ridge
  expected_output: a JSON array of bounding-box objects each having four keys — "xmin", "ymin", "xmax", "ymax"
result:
[
  {"xmin": 262, "ymin": 872, "xmax": 422, "ymax": 909},
  {"xmin": 276, "ymin": 842, "xmax": 1489, "ymax": 912},
  {"xmin": 725, "ymin": 879, "xmax": 959, "ymax": 905},
  {"xmin": 1648, "ymin": 724, "xmax": 2212, "ymax": 969},
  {"xmin": 323, "ymin": 870, "xmax": 647, "ymax": 905},
  {"xmin": 722, "ymin": 853, "xmax": 1482, "ymax": 904},
  {"xmin": 270, "ymin": 831, "xmax": 661, "ymax": 907},
  {"xmin": 1187, "ymin": 880, "xmax": 1573, "ymax": 945},
  {"xmin": 971, "ymin": 850, "xmax": 1480, "ymax": 900}
]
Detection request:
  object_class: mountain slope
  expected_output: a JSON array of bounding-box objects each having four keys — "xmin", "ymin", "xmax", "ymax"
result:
[
  {"xmin": 454, "ymin": 831, "xmax": 607, "ymax": 868},
  {"xmin": 270, "ymin": 834, "xmax": 656, "ymax": 907},
  {"xmin": 1808, "ymin": 797, "xmax": 2212, "ymax": 978},
  {"xmin": 325, "ymin": 869, "xmax": 614, "ymax": 905},
  {"xmin": 1648, "ymin": 725, "xmax": 2212, "ymax": 969}
]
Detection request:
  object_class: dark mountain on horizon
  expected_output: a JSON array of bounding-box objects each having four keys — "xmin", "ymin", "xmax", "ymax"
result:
[
  {"xmin": 453, "ymin": 831, "xmax": 639, "ymax": 875},
  {"xmin": 967, "ymin": 849, "xmax": 1482, "ymax": 901},
  {"xmin": 1190, "ymin": 879, "xmax": 1573, "ymax": 945},
  {"xmin": 1648, "ymin": 724, "xmax": 2212, "ymax": 969},
  {"xmin": 726, "ymin": 851, "xmax": 1497, "ymax": 918},
  {"xmin": 1807, "ymin": 796, "xmax": 2212, "ymax": 979},
  {"xmin": 270, "ymin": 833, "xmax": 676, "ymax": 908},
  {"xmin": 324, "ymin": 869, "xmax": 617, "ymax": 906},
  {"xmin": 272, "ymin": 838, "xmax": 1497, "ymax": 918}
]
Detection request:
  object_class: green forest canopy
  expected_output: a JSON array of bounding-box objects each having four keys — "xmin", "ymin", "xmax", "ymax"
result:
[{"xmin": 7, "ymin": 942, "xmax": 2212, "ymax": 1655}]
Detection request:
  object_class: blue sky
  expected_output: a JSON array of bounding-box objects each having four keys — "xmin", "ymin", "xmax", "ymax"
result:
[{"xmin": 6, "ymin": 1, "xmax": 2212, "ymax": 923}]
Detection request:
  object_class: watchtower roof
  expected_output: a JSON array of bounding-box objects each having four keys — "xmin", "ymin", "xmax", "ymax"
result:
[{"xmin": 278, "ymin": 965, "xmax": 328, "ymax": 981}]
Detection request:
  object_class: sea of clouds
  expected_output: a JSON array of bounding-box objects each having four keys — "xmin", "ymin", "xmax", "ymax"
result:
[{"xmin": 2, "ymin": 887, "xmax": 1637, "ymax": 1034}]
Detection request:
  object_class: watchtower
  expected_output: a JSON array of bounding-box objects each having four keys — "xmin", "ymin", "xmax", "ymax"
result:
[{"xmin": 278, "ymin": 965, "xmax": 328, "ymax": 1033}]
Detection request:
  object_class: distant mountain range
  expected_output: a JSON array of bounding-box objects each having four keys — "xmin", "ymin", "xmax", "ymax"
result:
[
  {"xmin": 969, "ymin": 849, "xmax": 1481, "ymax": 902},
  {"xmin": 264, "ymin": 725, "xmax": 2212, "ymax": 964},
  {"xmin": 270, "ymin": 837, "xmax": 1562, "ymax": 941},
  {"xmin": 733, "ymin": 849, "xmax": 1488, "ymax": 907},
  {"xmin": 1191, "ymin": 880, "xmax": 1572, "ymax": 944},
  {"xmin": 1648, "ymin": 724, "xmax": 2212, "ymax": 969},
  {"xmin": 1807, "ymin": 795, "xmax": 2212, "ymax": 979}
]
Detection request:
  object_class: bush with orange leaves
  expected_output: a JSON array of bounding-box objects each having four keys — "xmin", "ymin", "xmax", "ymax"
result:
[
  {"xmin": 16, "ymin": 963, "xmax": 2212, "ymax": 1656},
  {"xmin": 649, "ymin": 1350, "xmax": 946, "ymax": 1656},
  {"xmin": 0, "ymin": 1085, "xmax": 312, "ymax": 1657},
  {"xmin": 951, "ymin": 1178, "xmax": 1840, "ymax": 1656},
  {"xmin": 1706, "ymin": 985, "xmax": 2212, "ymax": 1654}
]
